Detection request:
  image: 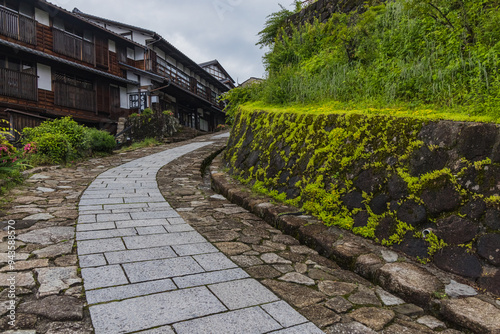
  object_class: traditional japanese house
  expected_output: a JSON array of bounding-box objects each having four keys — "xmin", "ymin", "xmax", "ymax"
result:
[
  {"xmin": 0, "ymin": 0, "xmax": 233, "ymax": 137},
  {"xmin": 73, "ymin": 8, "xmax": 233, "ymax": 132}
]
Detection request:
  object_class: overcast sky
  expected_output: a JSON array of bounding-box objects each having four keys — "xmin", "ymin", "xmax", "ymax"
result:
[{"xmin": 52, "ymin": 0, "xmax": 297, "ymax": 84}]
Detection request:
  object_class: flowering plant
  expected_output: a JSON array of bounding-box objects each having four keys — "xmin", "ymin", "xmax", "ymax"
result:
[{"xmin": 23, "ymin": 142, "xmax": 37, "ymax": 156}]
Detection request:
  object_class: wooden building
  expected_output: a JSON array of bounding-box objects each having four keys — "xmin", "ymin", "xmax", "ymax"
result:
[{"xmin": 0, "ymin": 0, "xmax": 234, "ymax": 137}]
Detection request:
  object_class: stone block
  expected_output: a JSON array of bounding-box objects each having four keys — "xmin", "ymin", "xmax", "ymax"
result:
[
  {"xmin": 77, "ymin": 238, "xmax": 125, "ymax": 255},
  {"xmin": 131, "ymin": 210, "xmax": 180, "ymax": 220},
  {"xmin": 192, "ymin": 252, "xmax": 237, "ymax": 271},
  {"xmin": 377, "ymin": 263, "xmax": 443, "ymax": 306},
  {"xmin": 208, "ymin": 278, "xmax": 279, "ymax": 310},
  {"xmin": 173, "ymin": 306, "xmax": 281, "ymax": 334},
  {"xmin": 261, "ymin": 300, "xmax": 308, "ymax": 328},
  {"xmin": 172, "ymin": 242, "xmax": 219, "ymax": 256},
  {"xmin": 86, "ymin": 278, "xmax": 176, "ymax": 304},
  {"xmin": 174, "ymin": 268, "xmax": 249, "ymax": 289},
  {"xmin": 442, "ymin": 297, "xmax": 500, "ymax": 334},
  {"xmin": 35, "ymin": 267, "xmax": 81, "ymax": 297},
  {"xmin": 79, "ymin": 254, "xmax": 107, "ymax": 268},
  {"xmin": 123, "ymin": 231, "xmax": 206, "ymax": 249},
  {"xmin": 115, "ymin": 218, "xmax": 169, "ymax": 229},
  {"xmin": 81, "ymin": 265, "xmax": 129, "ymax": 290},
  {"xmin": 90, "ymin": 287, "xmax": 226, "ymax": 333},
  {"xmin": 106, "ymin": 246, "xmax": 177, "ymax": 264},
  {"xmin": 122, "ymin": 257, "xmax": 204, "ymax": 283},
  {"xmin": 76, "ymin": 228, "xmax": 137, "ymax": 241}
]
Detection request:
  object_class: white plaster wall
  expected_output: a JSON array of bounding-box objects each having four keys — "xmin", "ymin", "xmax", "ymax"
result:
[
  {"xmin": 108, "ymin": 39, "xmax": 116, "ymax": 53},
  {"xmin": 37, "ymin": 63, "xmax": 52, "ymax": 91},
  {"xmin": 127, "ymin": 47, "xmax": 135, "ymax": 59},
  {"xmin": 34, "ymin": 8, "xmax": 49, "ymax": 26},
  {"xmin": 103, "ymin": 24, "xmax": 130, "ymax": 36},
  {"xmin": 135, "ymin": 47, "xmax": 144, "ymax": 60},
  {"xmin": 132, "ymin": 32, "xmax": 149, "ymax": 46},
  {"xmin": 154, "ymin": 47, "xmax": 166, "ymax": 60},
  {"xmin": 127, "ymin": 71, "xmax": 139, "ymax": 82},
  {"xmin": 140, "ymin": 76, "xmax": 152, "ymax": 87}
]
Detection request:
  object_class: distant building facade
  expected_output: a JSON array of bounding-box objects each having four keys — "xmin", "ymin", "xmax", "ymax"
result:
[{"xmin": 0, "ymin": 0, "xmax": 234, "ymax": 137}]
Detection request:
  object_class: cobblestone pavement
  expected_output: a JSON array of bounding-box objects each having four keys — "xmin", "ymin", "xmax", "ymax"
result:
[{"xmin": 1, "ymin": 131, "xmax": 498, "ymax": 333}]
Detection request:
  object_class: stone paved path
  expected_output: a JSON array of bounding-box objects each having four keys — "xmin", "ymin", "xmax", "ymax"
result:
[
  {"xmin": 77, "ymin": 134, "xmax": 323, "ymax": 334},
  {"xmin": 2, "ymin": 130, "xmax": 497, "ymax": 333}
]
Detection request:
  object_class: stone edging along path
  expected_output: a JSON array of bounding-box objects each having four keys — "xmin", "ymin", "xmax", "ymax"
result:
[{"xmin": 209, "ymin": 154, "xmax": 500, "ymax": 334}]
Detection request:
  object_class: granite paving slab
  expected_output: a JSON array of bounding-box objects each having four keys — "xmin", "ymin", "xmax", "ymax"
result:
[{"xmin": 76, "ymin": 138, "xmax": 322, "ymax": 334}]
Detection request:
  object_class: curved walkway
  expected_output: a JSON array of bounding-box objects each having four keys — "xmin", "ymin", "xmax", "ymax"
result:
[{"xmin": 76, "ymin": 134, "xmax": 322, "ymax": 334}]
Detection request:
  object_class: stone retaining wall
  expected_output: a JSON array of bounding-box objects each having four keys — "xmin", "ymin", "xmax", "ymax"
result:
[{"xmin": 225, "ymin": 109, "xmax": 500, "ymax": 296}]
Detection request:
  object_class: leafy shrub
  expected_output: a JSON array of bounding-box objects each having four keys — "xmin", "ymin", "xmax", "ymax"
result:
[
  {"xmin": 126, "ymin": 109, "xmax": 179, "ymax": 141},
  {"xmin": 22, "ymin": 117, "xmax": 117, "ymax": 165},
  {"xmin": 86, "ymin": 128, "xmax": 116, "ymax": 153},
  {"xmin": 34, "ymin": 133, "xmax": 71, "ymax": 164},
  {"xmin": 22, "ymin": 117, "xmax": 90, "ymax": 156}
]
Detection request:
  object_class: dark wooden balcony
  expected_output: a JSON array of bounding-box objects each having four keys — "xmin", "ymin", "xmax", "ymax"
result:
[
  {"xmin": 0, "ymin": 6, "xmax": 36, "ymax": 45},
  {"xmin": 53, "ymin": 28, "xmax": 94, "ymax": 64},
  {"xmin": 153, "ymin": 58, "xmax": 224, "ymax": 109},
  {"xmin": 54, "ymin": 81, "xmax": 96, "ymax": 112},
  {"xmin": 0, "ymin": 68, "xmax": 37, "ymax": 100}
]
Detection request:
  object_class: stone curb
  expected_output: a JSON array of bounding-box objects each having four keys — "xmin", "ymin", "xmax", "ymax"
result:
[{"xmin": 209, "ymin": 154, "xmax": 500, "ymax": 334}]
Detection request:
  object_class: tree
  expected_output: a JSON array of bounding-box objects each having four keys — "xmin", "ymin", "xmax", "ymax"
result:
[{"xmin": 256, "ymin": 1, "xmax": 306, "ymax": 49}]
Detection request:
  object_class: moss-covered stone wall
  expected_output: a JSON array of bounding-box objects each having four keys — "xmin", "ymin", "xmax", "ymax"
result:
[{"xmin": 225, "ymin": 109, "xmax": 500, "ymax": 292}]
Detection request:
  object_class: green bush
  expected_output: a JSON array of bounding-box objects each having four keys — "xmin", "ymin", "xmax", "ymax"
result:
[
  {"xmin": 35, "ymin": 133, "xmax": 71, "ymax": 164},
  {"xmin": 22, "ymin": 117, "xmax": 90, "ymax": 156},
  {"xmin": 86, "ymin": 128, "xmax": 116, "ymax": 153},
  {"xmin": 22, "ymin": 117, "xmax": 117, "ymax": 165}
]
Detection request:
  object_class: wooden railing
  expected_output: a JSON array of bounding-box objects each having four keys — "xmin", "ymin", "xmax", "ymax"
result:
[
  {"xmin": 53, "ymin": 28, "xmax": 94, "ymax": 64},
  {"xmin": 54, "ymin": 81, "xmax": 96, "ymax": 112},
  {"xmin": 154, "ymin": 58, "xmax": 224, "ymax": 108},
  {"xmin": 0, "ymin": 68, "xmax": 37, "ymax": 100},
  {"xmin": 0, "ymin": 6, "xmax": 36, "ymax": 44}
]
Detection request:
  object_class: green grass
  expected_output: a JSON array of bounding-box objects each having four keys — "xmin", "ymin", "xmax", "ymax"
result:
[
  {"xmin": 241, "ymin": 100, "xmax": 500, "ymax": 123},
  {"xmin": 119, "ymin": 138, "xmax": 161, "ymax": 152}
]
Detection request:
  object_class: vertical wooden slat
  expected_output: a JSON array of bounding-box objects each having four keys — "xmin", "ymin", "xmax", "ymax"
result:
[{"xmin": 0, "ymin": 68, "xmax": 37, "ymax": 100}]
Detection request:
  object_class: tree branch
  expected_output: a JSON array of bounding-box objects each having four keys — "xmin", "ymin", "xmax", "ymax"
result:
[{"xmin": 427, "ymin": 2, "xmax": 455, "ymax": 29}]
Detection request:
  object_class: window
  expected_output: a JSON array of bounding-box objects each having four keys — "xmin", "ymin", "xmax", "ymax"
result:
[
  {"xmin": 129, "ymin": 93, "xmax": 139, "ymax": 109},
  {"xmin": 0, "ymin": 55, "xmax": 35, "ymax": 74}
]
